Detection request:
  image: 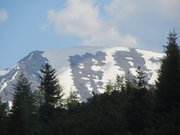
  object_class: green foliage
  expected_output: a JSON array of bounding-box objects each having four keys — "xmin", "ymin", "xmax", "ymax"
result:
[
  {"xmin": 105, "ymin": 75, "xmax": 125, "ymax": 94},
  {"xmin": 2, "ymin": 31, "xmax": 180, "ymax": 135},
  {"xmin": 156, "ymin": 31, "xmax": 180, "ymax": 113},
  {"xmin": 134, "ymin": 66, "xmax": 148, "ymax": 89},
  {"xmin": 39, "ymin": 63, "xmax": 65, "ymax": 135},
  {"xmin": 8, "ymin": 73, "xmax": 40, "ymax": 135},
  {"xmin": 114, "ymin": 74, "xmax": 125, "ymax": 91},
  {"xmin": 154, "ymin": 31, "xmax": 180, "ymax": 135},
  {"xmin": 40, "ymin": 63, "xmax": 64, "ymax": 109},
  {"xmin": 125, "ymin": 71, "xmax": 136, "ymax": 91},
  {"xmin": 66, "ymin": 89, "xmax": 79, "ymax": 109},
  {"xmin": 0, "ymin": 99, "xmax": 8, "ymax": 135},
  {"xmin": 105, "ymin": 81, "xmax": 114, "ymax": 95}
]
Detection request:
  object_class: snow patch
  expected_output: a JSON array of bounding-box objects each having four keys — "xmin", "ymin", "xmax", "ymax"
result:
[
  {"xmin": 128, "ymin": 61, "xmax": 134, "ymax": 66},
  {"xmin": 0, "ymin": 82, "xmax": 7, "ymax": 93},
  {"xmin": 12, "ymin": 71, "xmax": 19, "ymax": 81},
  {"xmin": 92, "ymin": 58, "xmax": 98, "ymax": 64},
  {"xmin": 79, "ymin": 63, "xmax": 84, "ymax": 69},
  {"xmin": 0, "ymin": 70, "xmax": 19, "ymax": 92},
  {"xmin": 102, "ymin": 48, "xmax": 125, "ymax": 86},
  {"xmin": 79, "ymin": 71, "xmax": 82, "ymax": 74},
  {"xmin": 82, "ymin": 77, "xmax": 89, "ymax": 80},
  {"xmin": 129, "ymin": 68, "xmax": 137, "ymax": 76},
  {"xmin": 126, "ymin": 57, "xmax": 133, "ymax": 60},
  {"xmin": 136, "ymin": 49, "xmax": 164, "ymax": 84},
  {"xmin": 91, "ymin": 65, "xmax": 101, "ymax": 71},
  {"xmin": 86, "ymin": 83, "xmax": 93, "ymax": 92}
]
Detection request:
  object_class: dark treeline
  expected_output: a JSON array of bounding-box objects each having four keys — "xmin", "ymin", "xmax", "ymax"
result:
[{"xmin": 0, "ymin": 31, "xmax": 180, "ymax": 135}]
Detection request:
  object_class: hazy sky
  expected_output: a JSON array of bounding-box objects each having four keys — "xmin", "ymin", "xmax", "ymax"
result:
[{"xmin": 0, "ymin": 0, "xmax": 180, "ymax": 69}]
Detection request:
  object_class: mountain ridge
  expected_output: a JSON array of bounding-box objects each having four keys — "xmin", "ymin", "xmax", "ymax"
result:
[{"xmin": 0, "ymin": 46, "xmax": 164, "ymax": 102}]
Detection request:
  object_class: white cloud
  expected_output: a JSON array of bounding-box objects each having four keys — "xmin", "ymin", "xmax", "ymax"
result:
[
  {"xmin": 155, "ymin": 0, "xmax": 180, "ymax": 20},
  {"xmin": 102, "ymin": 0, "xmax": 180, "ymax": 51},
  {"xmin": 82, "ymin": 27, "xmax": 137, "ymax": 47},
  {"xmin": 106, "ymin": 0, "xmax": 180, "ymax": 23},
  {"xmin": 0, "ymin": 9, "xmax": 8, "ymax": 23},
  {"xmin": 106, "ymin": 0, "xmax": 136, "ymax": 23},
  {"xmin": 48, "ymin": 0, "xmax": 101, "ymax": 37},
  {"xmin": 47, "ymin": 0, "xmax": 138, "ymax": 47}
]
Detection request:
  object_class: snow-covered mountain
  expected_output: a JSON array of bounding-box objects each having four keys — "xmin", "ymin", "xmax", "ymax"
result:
[{"xmin": 0, "ymin": 46, "xmax": 164, "ymax": 102}]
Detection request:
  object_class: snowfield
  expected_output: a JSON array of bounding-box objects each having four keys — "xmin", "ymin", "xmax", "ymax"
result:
[{"xmin": 0, "ymin": 46, "xmax": 164, "ymax": 102}]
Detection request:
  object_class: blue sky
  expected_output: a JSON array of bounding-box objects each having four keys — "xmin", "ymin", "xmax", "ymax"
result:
[{"xmin": 0, "ymin": 0, "xmax": 180, "ymax": 69}]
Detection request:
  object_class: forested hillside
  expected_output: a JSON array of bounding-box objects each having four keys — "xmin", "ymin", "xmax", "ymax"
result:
[{"xmin": 0, "ymin": 31, "xmax": 180, "ymax": 135}]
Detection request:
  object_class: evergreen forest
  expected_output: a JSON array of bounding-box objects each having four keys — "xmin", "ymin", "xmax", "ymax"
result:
[{"xmin": 0, "ymin": 31, "xmax": 180, "ymax": 135}]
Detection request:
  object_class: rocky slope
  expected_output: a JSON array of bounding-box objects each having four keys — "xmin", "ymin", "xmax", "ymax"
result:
[{"xmin": 0, "ymin": 46, "xmax": 164, "ymax": 101}]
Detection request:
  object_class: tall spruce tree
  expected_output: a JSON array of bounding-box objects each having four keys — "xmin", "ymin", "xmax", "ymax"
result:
[
  {"xmin": 39, "ymin": 63, "xmax": 64, "ymax": 109},
  {"xmin": 8, "ymin": 73, "xmax": 40, "ymax": 135},
  {"xmin": 39, "ymin": 63, "xmax": 64, "ymax": 135},
  {"xmin": 156, "ymin": 31, "xmax": 180, "ymax": 113},
  {"xmin": 125, "ymin": 67, "xmax": 153, "ymax": 134}
]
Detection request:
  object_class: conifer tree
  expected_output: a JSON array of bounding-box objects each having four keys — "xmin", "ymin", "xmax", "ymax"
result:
[
  {"xmin": 39, "ymin": 63, "xmax": 64, "ymax": 135},
  {"xmin": 156, "ymin": 31, "xmax": 180, "ymax": 113},
  {"xmin": 105, "ymin": 75, "xmax": 125, "ymax": 93},
  {"xmin": 0, "ymin": 98, "xmax": 7, "ymax": 135},
  {"xmin": 105, "ymin": 81, "xmax": 113, "ymax": 94},
  {"xmin": 125, "ymin": 67, "xmax": 153, "ymax": 134},
  {"xmin": 39, "ymin": 63, "xmax": 64, "ymax": 109},
  {"xmin": 134, "ymin": 66, "xmax": 147, "ymax": 89},
  {"xmin": 66, "ymin": 89, "xmax": 79, "ymax": 109},
  {"xmin": 124, "ymin": 71, "xmax": 135, "ymax": 91},
  {"xmin": 8, "ymin": 73, "xmax": 40, "ymax": 135},
  {"xmin": 114, "ymin": 74, "xmax": 125, "ymax": 91}
]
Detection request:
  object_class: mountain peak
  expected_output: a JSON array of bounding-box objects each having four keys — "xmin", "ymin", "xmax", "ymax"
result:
[{"xmin": 0, "ymin": 47, "xmax": 163, "ymax": 102}]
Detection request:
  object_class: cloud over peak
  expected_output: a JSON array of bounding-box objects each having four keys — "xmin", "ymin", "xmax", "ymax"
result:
[
  {"xmin": 48, "ymin": 0, "xmax": 101, "ymax": 37},
  {"xmin": 46, "ymin": 0, "xmax": 179, "ymax": 49},
  {"xmin": 47, "ymin": 0, "xmax": 138, "ymax": 47}
]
